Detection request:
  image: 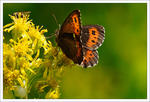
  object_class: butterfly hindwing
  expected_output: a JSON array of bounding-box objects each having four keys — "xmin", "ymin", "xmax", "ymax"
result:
[
  {"xmin": 81, "ymin": 25, "xmax": 105, "ymax": 50},
  {"xmin": 81, "ymin": 48, "xmax": 99, "ymax": 68}
]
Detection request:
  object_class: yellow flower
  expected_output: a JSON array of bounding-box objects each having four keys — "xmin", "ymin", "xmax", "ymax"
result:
[
  {"xmin": 3, "ymin": 69, "xmax": 25, "ymax": 89},
  {"xmin": 3, "ymin": 43, "xmax": 16, "ymax": 70},
  {"xmin": 9, "ymin": 38, "xmax": 33, "ymax": 61},
  {"xmin": 30, "ymin": 49, "xmax": 42, "ymax": 69},
  {"xmin": 3, "ymin": 11, "xmax": 73, "ymax": 99},
  {"xmin": 3, "ymin": 43, "xmax": 26, "ymax": 89},
  {"xmin": 45, "ymin": 88, "xmax": 60, "ymax": 99},
  {"xmin": 3, "ymin": 12, "xmax": 50, "ymax": 55},
  {"xmin": 3, "ymin": 12, "xmax": 32, "ymax": 40},
  {"xmin": 3, "ymin": 12, "xmax": 46, "ymax": 91},
  {"xmin": 43, "ymin": 40, "xmax": 52, "ymax": 55}
]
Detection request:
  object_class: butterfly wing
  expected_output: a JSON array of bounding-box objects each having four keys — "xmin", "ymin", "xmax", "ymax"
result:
[
  {"xmin": 81, "ymin": 25, "xmax": 105, "ymax": 50},
  {"xmin": 81, "ymin": 48, "xmax": 99, "ymax": 68},
  {"xmin": 80, "ymin": 25, "xmax": 105, "ymax": 68},
  {"xmin": 58, "ymin": 35, "xmax": 83, "ymax": 64},
  {"xmin": 57, "ymin": 10, "xmax": 83, "ymax": 64},
  {"xmin": 59, "ymin": 10, "xmax": 81, "ymax": 40}
]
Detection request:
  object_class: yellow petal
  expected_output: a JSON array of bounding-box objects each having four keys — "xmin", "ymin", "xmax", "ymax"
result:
[
  {"xmin": 3, "ymin": 22, "xmax": 14, "ymax": 29},
  {"xmin": 32, "ymin": 39, "xmax": 37, "ymax": 50},
  {"xmin": 34, "ymin": 49, "xmax": 40, "ymax": 60},
  {"xmin": 27, "ymin": 67, "xmax": 36, "ymax": 74},
  {"xmin": 43, "ymin": 67, "xmax": 48, "ymax": 79},
  {"xmin": 17, "ymin": 77, "xmax": 24, "ymax": 88}
]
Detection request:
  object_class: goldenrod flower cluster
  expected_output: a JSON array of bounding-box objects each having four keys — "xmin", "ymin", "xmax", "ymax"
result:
[{"xmin": 3, "ymin": 12, "xmax": 73, "ymax": 99}]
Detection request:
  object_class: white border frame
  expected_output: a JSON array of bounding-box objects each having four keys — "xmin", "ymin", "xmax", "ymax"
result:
[
  {"xmin": 0, "ymin": 0, "xmax": 149, "ymax": 102},
  {"xmin": 0, "ymin": 0, "xmax": 3, "ymax": 102}
]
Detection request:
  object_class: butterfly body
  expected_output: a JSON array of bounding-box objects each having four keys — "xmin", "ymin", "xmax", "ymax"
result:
[{"xmin": 56, "ymin": 10, "xmax": 105, "ymax": 68}]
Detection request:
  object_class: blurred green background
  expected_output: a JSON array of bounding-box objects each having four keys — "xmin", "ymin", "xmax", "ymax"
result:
[{"xmin": 3, "ymin": 3, "xmax": 147, "ymax": 99}]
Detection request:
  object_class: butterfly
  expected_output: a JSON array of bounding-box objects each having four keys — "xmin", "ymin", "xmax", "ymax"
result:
[{"xmin": 56, "ymin": 10, "xmax": 105, "ymax": 68}]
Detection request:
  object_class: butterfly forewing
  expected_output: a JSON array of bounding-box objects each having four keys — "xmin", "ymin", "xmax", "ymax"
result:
[
  {"xmin": 57, "ymin": 10, "xmax": 83, "ymax": 65},
  {"xmin": 59, "ymin": 10, "xmax": 81, "ymax": 40}
]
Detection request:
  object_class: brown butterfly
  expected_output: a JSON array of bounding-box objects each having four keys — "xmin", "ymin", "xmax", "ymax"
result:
[{"xmin": 56, "ymin": 10, "xmax": 105, "ymax": 68}]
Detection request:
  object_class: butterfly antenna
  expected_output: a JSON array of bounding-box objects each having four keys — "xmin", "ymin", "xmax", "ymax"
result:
[
  {"xmin": 45, "ymin": 33, "xmax": 56, "ymax": 39},
  {"xmin": 52, "ymin": 14, "xmax": 60, "ymax": 28},
  {"xmin": 45, "ymin": 13, "xmax": 59, "ymax": 40}
]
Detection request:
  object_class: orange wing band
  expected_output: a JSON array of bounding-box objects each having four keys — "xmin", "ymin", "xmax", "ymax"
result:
[
  {"xmin": 72, "ymin": 14, "xmax": 80, "ymax": 35},
  {"xmin": 86, "ymin": 27, "xmax": 99, "ymax": 48}
]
